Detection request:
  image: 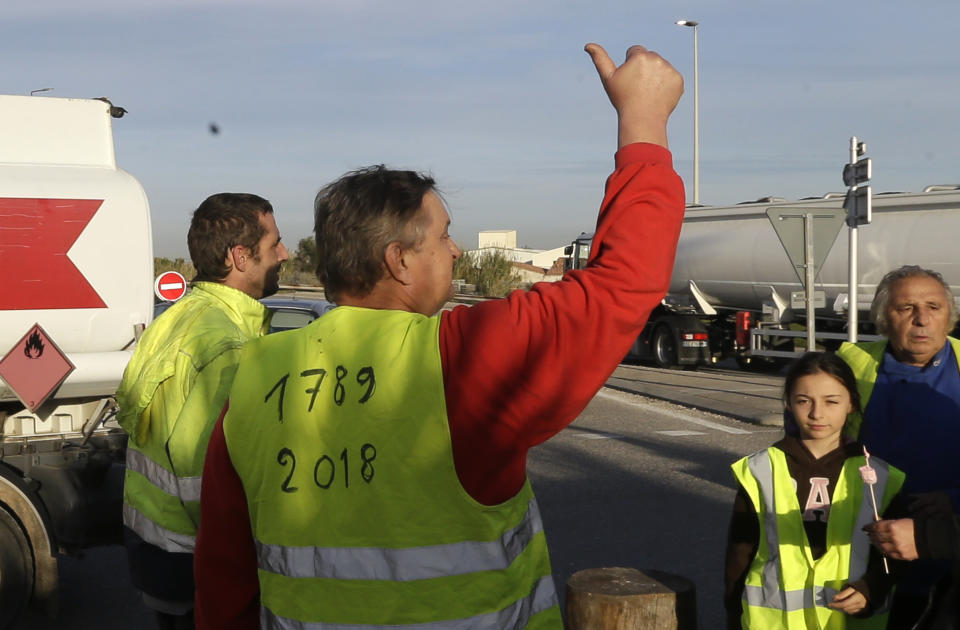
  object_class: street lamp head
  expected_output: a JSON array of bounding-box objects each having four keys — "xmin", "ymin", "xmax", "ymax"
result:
[{"xmin": 676, "ymin": 19, "xmax": 699, "ymax": 27}]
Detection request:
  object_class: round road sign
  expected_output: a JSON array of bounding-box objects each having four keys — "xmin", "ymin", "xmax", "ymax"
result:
[{"xmin": 154, "ymin": 271, "xmax": 187, "ymax": 302}]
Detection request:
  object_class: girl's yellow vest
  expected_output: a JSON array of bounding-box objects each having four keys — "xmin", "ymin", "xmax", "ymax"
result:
[
  {"xmin": 224, "ymin": 307, "xmax": 562, "ymax": 628},
  {"xmin": 732, "ymin": 447, "xmax": 904, "ymax": 630}
]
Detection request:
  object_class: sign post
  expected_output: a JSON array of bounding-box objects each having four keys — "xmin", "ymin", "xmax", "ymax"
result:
[
  {"xmin": 767, "ymin": 207, "xmax": 846, "ymax": 352},
  {"xmin": 804, "ymin": 214, "xmax": 816, "ymax": 351},
  {"xmin": 842, "ymin": 137, "xmax": 873, "ymax": 343}
]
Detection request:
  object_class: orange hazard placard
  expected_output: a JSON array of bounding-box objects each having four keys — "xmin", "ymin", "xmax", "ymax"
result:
[{"xmin": 0, "ymin": 324, "xmax": 75, "ymax": 413}]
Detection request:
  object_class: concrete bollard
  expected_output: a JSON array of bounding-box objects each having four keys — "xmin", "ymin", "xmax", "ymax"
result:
[{"xmin": 564, "ymin": 567, "xmax": 697, "ymax": 629}]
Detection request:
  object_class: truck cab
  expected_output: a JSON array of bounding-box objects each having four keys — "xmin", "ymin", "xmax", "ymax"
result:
[
  {"xmin": 563, "ymin": 231, "xmax": 712, "ymax": 369},
  {"xmin": 563, "ymin": 231, "xmax": 592, "ymax": 273}
]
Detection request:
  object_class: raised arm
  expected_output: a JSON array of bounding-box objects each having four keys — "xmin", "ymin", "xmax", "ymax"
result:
[{"xmin": 441, "ymin": 43, "xmax": 686, "ymax": 505}]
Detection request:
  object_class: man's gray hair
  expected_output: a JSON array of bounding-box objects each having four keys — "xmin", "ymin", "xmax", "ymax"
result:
[
  {"xmin": 870, "ymin": 265, "xmax": 959, "ymax": 335},
  {"xmin": 313, "ymin": 165, "xmax": 437, "ymax": 302}
]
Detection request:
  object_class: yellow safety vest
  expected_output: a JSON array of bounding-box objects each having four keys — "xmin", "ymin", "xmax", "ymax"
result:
[
  {"xmin": 732, "ymin": 447, "xmax": 904, "ymax": 630},
  {"xmin": 117, "ymin": 282, "xmax": 268, "ymax": 552},
  {"xmin": 224, "ymin": 306, "xmax": 562, "ymax": 629},
  {"xmin": 837, "ymin": 337, "xmax": 960, "ymax": 438}
]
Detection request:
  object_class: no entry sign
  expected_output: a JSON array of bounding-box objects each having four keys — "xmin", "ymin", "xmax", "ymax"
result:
[{"xmin": 154, "ymin": 271, "xmax": 187, "ymax": 302}]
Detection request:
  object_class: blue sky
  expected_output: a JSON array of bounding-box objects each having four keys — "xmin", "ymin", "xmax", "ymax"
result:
[{"xmin": 5, "ymin": 0, "xmax": 959, "ymax": 257}]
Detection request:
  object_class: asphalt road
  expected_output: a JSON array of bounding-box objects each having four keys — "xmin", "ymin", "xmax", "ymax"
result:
[
  {"xmin": 529, "ymin": 387, "xmax": 781, "ymax": 628},
  {"xmin": 17, "ymin": 370, "xmax": 786, "ymax": 629},
  {"xmin": 16, "ymin": 545, "xmax": 152, "ymax": 629},
  {"xmin": 608, "ymin": 361, "xmax": 786, "ymax": 425}
]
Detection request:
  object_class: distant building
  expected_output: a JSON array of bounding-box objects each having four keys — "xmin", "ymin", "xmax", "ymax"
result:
[
  {"xmin": 478, "ymin": 230, "xmax": 517, "ymax": 249},
  {"xmin": 465, "ymin": 229, "xmax": 568, "ymax": 284},
  {"xmin": 543, "ymin": 258, "xmax": 565, "ymax": 282},
  {"xmin": 529, "ymin": 247, "xmax": 567, "ymax": 270}
]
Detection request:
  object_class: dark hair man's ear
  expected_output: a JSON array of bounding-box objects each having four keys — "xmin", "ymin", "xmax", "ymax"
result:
[{"xmin": 227, "ymin": 244, "xmax": 251, "ymax": 273}]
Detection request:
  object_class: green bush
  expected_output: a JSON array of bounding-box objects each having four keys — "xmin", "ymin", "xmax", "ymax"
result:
[
  {"xmin": 452, "ymin": 247, "xmax": 475, "ymax": 285},
  {"xmin": 154, "ymin": 257, "xmax": 195, "ymax": 280},
  {"xmin": 154, "ymin": 254, "xmax": 319, "ymax": 287},
  {"xmin": 281, "ymin": 236, "xmax": 321, "ymax": 286},
  {"xmin": 454, "ymin": 249, "xmax": 521, "ymax": 297}
]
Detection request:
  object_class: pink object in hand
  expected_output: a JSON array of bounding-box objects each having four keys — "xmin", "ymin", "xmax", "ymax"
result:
[{"xmin": 860, "ymin": 445, "xmax": 877, "ymax": 483}]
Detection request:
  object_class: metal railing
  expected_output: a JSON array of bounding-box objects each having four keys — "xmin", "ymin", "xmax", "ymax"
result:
[{"xmin": 749, "ymin": 326, "xmax": 883, "ymax": 358}]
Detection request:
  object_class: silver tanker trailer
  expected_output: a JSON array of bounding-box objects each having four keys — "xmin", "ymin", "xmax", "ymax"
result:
[{"xmin": 565, "ymin": 185, "xmax": 960, "ymax": 370}]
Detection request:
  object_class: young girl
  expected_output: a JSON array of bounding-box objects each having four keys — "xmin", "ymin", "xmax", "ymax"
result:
[{"xmin": 724, "ymin": 352, "xmax": 905, "ymax": 630}]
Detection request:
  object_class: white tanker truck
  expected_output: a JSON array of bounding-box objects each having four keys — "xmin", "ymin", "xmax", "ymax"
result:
[
  {"xmin": 566, "ymin": 184, "xmax": 960, "ymax": 370},
  {"xmin": 0, "ymin": 95, "xmax": 153, "ymax": 625}
]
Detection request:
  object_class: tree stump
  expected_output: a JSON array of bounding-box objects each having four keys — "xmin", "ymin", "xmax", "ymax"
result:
[{"xmin": 564, "ymin": 567, "xmax": 697, "ymax": 629}]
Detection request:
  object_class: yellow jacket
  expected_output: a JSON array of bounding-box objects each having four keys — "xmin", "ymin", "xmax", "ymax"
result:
[
  {"xmin": 733, "ymin": 447, "xmax": 903, "ymax": 629},
  {"xmin": 117, "ymin": 281, "xmax": 268, "ymax": 552},
  {"xmin": 836, "ymin": 337, "xmax": 960, "ymax": 437}
]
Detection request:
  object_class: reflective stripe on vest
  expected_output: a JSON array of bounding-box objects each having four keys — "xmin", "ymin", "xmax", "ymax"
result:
[
  {"xmin": 260, "ymin": 575, "xmax": 559, "ymax": 630},
  {"xmin": 122, "ymin": 503, "xmax": 195, "ymax": 553},
  {"xmin": 257, "ymin": 497, "xmax": 543, "ymax": 581},
  {"xmin": 742, "ymin": 449, "xmax": 893, "ymax": 614},
  {"xmin": 125, "ymin": 447, "xmax": 202, "ymax": 503},
  {"xmin": 743, "ymin": 584, "xmax": 840, "ymax": 612}
]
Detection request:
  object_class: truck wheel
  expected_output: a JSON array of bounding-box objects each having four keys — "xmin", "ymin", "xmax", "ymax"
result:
[
  {"xmin": 653, "ymin": 325, "xmax": 679, "ymax": 369},
  {"xmin": 0, "ymin": 508, "xmax": 33, "ymax": 628}
]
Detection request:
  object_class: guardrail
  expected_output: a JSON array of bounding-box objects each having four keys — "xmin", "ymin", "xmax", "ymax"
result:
[
  {"xmin": 276, "ymin": 284, "xmax": 325, "ymax": 294},
  {"xmin": 750, "ymin": 327, "xmax": 883, "ymax": 358}
]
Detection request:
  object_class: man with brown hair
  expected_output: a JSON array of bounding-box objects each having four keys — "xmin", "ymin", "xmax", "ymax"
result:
[{"xmin": 117, "ymin": 193, "xmax": 288, "ymax": 629}]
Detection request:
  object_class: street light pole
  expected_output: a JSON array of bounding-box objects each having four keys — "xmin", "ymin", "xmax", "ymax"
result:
[{"xmin": 676, "ymin": 19, "xmax": 699, "ymax": 205}]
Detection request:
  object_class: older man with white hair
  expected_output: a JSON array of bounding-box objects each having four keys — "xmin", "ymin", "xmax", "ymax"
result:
[{"xmin": 838, "ymin": 265, "xmax": 960, "ymax": 629}]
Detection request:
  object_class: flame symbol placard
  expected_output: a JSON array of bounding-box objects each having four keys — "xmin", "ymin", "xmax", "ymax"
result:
[{"xmin": 24, "ymin": 331, "xmax": 44, "ymax": 359}]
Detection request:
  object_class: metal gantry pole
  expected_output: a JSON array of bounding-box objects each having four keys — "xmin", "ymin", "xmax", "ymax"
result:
[
  {"xmin": 676, "ymin": 20, "xmax": 700, "ymax": 205},
  {"xmin": 692, "ymin": 23, "xmax": 700, "ymax": 205}
]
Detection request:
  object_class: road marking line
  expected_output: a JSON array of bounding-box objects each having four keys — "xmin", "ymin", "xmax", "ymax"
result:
[
  {"xmin": 657, "ymin": 430, "xmax": 706, "ymax": 436},
  {"xmin": 572, "ymin": 432, "xmax": 624, "ymax": 440},
  {"xmin": 596, "ymin": 390, "xmax": 753, "ymax": 435}
]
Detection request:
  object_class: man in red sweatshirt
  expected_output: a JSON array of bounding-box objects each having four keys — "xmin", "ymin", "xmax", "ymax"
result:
[{"xmin": 195, "ymin": 41, "xmax": 686, "ymax": 629}]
